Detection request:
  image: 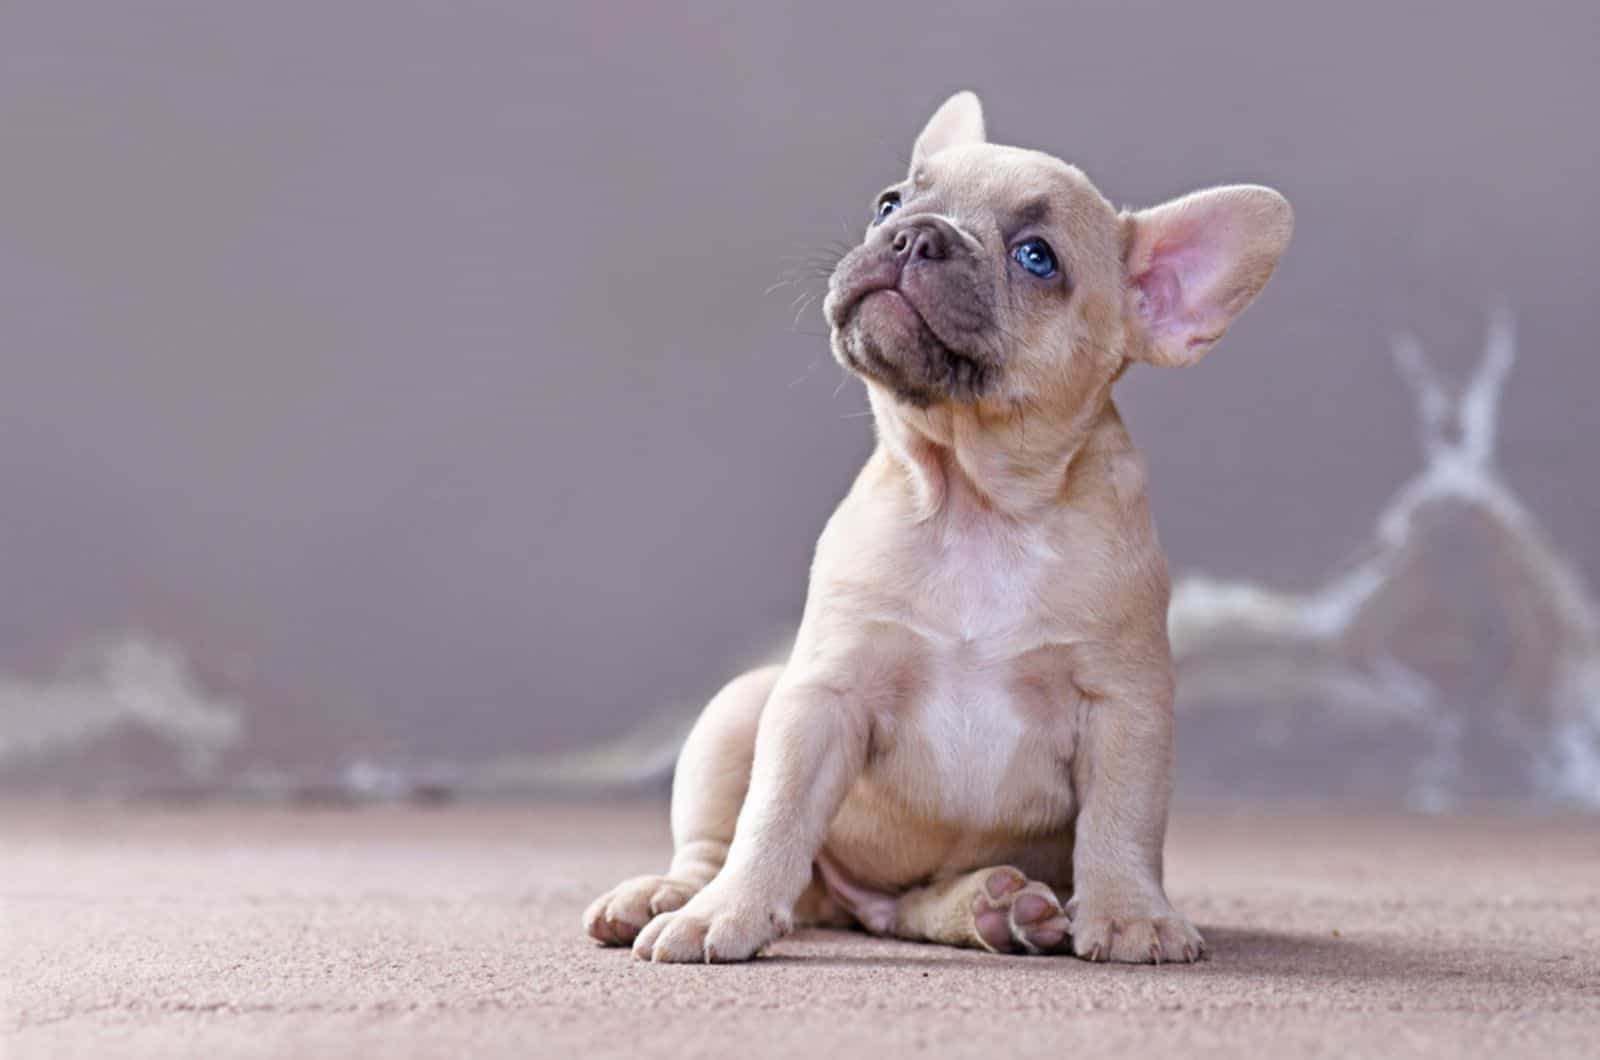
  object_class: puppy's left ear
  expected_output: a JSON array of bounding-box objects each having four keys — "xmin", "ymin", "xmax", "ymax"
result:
[
  {"xmin": 1121, "ymin": 185, "xmax": 1292, "ymax": 367},
  {"xmin": 911, "ymin": 91, "xmax": 986, "ymax": 170}
]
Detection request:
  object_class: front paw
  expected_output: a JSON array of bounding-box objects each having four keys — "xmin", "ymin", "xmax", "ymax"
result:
[
  {"xmin": 1065, "ymin": 891, "xmax": 1204, "ymax": 964},
  {"xmin": 583, "ymin": 874, "xmax": 701, "ymax": 946},
  {"xmin": 631, "ymin": 885, "xmax": 790, "ymax": 963}
]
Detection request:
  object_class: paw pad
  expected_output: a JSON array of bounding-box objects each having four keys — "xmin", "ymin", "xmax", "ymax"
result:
[{"xmin": 970, "ymin": 869, "xmax": 1068, "ymax": 955}]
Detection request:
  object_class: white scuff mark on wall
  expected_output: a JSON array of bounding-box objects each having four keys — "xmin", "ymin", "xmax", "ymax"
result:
[
  {"xmin": 1169, "ymin": 308, "xmax": 1600, "ymax": 807},
  {"xmin": 0, "ymin": 634, "xmax": 243, "ymax": 780},
  {"xmin": 6, "ymin": 313, "xmax": 1596, "ymax": 809},
  {"xmin": 330, "ymin": 707, "xmax": 695, "ymax": 802}
]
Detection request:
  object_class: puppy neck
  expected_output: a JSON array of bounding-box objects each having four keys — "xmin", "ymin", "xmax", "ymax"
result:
[{"xmin": 867, "ymin": 383, "xmax": 1114, "ymax": 521}]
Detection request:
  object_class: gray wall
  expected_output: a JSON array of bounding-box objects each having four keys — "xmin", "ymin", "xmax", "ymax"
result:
[{"xmin": 3, "ymin": 1, "xmax": 1597, "ymax": 805}]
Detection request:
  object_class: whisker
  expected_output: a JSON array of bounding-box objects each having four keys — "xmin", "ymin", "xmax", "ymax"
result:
[
  {"xmin": 791, "ymin": 292, "xmax": 819, "ymax": 331},
  {"xmin": 789, "ymin": 359, "xmax": 822, "ymax": 387}
]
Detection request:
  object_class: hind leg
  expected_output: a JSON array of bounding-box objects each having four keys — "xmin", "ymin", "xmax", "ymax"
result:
[
  {"xmin": 584, "ymin": 664, "xmax": 780, "ymax": 946},
  {"xmin": 893, "ymin": 866, "xmax": 1070, "ymax": 954}
]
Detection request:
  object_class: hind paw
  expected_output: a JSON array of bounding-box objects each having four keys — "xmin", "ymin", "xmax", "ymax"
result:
[{"xmin": 970, "ymin": 866, "xmax": 1069, "ymax": 954}]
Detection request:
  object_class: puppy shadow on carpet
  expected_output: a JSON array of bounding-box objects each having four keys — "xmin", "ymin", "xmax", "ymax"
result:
[
  {"xmin": 759, "ymin": 923, "xmax": 1593, "ymax": 1000},
  {"xmin": 1187, "ymin": 924, "xmax": 1594, "ymax": 999}
]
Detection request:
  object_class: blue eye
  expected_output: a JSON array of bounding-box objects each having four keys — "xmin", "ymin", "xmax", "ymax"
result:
[
  {"xmin": 874, "ymin": 193, "xmax": 901, "ymax": 224},
  {"xmin": 1012, "ymin": 238, "xmax": 1058, "ymax": 278}
]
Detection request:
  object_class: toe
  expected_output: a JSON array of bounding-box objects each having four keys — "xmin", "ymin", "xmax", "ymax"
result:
[
  {"xmin": 586, "ymin": 890, "xmax": 644, "ymax": 946},
  {"xmin": 587, "ymin": 877, "xmax": 685, "ymax": 947},
  {"xmin": 1007, "ymin": 884, "xmax": 1068, "ymax": 954},
  {"xmin": 650, "ymin": 913, "xmax": 713, "ymax": 963},
  {"xmin": 973, "ymin": 902, "xmax": 1017, "ymax": 952},
  {"xmin": 1111, "ymin": 918, "xmax": 1162, "ymax": 963},
  {"xmin": 982, "ymin": 866, "xmax": 1028, "ymax": 900},
  {"xmin": 703, "ymin": 911, "xmax": 774, "ymax": 963},
  {"xmin": 1155, "ymin": 916, "xmax": 1205, "ymax": 963},
  {"xmin": 648, "ymin": 884, "xmax": 691, "ymax": 917},
  {"xmin": 601, "ymin": 903, "xmax": 644, "ymax": 945},
  {"xmin": 1012, "ymin": 892, "xmax": 1054, "ymax": 925},
  {"xmin": 1070, "ymin": 910, "xmax": 1203, "ymax": 964},
  {"xmin": 613, "ymin": 891, "xmax": 652, "ymax": 926},
  {"xmin": 1025, "ymin": 919, "xmax": 1068, "ymax": 951},
  {"xmin": 582, "ymin": 894, "xmax": 612, "ymax": 943},
  {"xmin": 1071, "ymin": 914, "xmax": 1114, "ymax": 962},
  {"xmin": 631, "ymin": 910, "xmax": 672, "ymax": 960}
]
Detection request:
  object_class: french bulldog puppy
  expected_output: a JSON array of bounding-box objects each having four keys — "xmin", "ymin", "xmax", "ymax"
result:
[{"xmin": 584, "ymin": 91, "xmax": 1291, "ymax": 963}]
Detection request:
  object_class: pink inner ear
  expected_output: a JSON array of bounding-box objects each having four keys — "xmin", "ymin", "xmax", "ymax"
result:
[
  {"xmin": 1137, "ymin": 262, "xmax": 1183, "ymax": 332},
  {"xmin": 1134, "ymin": 210, "xmax": 1237, "ymax": 355}
]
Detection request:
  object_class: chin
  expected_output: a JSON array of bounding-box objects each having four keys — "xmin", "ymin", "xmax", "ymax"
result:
[
  {"xmin": 832, "ymin": 330, "xmax": 934, "ymax": 406},
  {"xmin": 833, "ymin": 299, "xmax": 995, "ymax": 407}
]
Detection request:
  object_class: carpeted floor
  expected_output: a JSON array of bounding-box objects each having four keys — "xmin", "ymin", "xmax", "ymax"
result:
[{"xmin": 3, "ymin": 802, "xmax": 1597, "ymax": 1058}]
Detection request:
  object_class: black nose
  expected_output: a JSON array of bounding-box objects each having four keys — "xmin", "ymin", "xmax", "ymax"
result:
[{"xmin": 892, "ymin": 220, "xmax": 948, "ymax": 262}]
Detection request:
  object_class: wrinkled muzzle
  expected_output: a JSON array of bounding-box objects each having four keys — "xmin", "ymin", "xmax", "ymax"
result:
[{"xmin": 825, "ymin": 216, "xmax": 999, "ymax": 407}]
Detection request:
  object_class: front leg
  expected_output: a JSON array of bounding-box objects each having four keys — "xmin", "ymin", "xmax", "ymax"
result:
[
  {"xmin": 1067, "ymin": 653, "xmax": 1204, "ymax": 964},
  {"xmin": 635, "ymin": 675, "xmax": 869, "ymax": 963}
]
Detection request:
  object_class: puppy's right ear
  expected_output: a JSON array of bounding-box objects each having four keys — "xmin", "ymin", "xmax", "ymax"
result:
[{"xmin": 911, "ymin": 91, "xmax": 985, "ymax": 170}]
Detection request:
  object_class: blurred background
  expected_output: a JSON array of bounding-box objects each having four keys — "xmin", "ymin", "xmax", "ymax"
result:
[{"xmin": 2, "ymin": 0, "xmax": 1596, "ymax": 808}]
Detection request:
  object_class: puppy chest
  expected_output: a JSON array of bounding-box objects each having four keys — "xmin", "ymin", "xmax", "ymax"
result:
[
  {"xmin": 915, "ymin": 533, "xmax": 1053, "ymax": 642},
  {"xmin": 893, "ymin": 510, "xmax": 1109, "ymax": 649},
  {"xmin": 872, "ymin": 661, "xmax": 1077, "ymax": 830}
]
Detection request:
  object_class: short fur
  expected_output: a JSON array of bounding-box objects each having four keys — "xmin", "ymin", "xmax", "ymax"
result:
[{"xmin": 584, "ymin": 91, "xmax": 1292, "ymax": 963}]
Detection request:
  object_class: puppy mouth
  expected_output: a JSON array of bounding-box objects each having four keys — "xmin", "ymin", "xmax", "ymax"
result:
[
  {"xmin": 824, "ymin": 269, "xmax": 896, "ymax": 330},
  {"xmin": 853, "ymin": 287, "xmax": 921, "ymax": 331},
  {"xmin": 829, "ymin": 284, "xmax": 992, "ymax": 405}
]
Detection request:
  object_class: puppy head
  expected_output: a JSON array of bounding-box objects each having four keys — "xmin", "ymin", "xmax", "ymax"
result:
[{"xmin": 824, "ymin": 91, "xmax": 1293, "ymax": 417}]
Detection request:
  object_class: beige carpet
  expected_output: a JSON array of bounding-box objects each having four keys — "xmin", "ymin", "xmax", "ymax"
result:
[{"xmin": 3, "ymin": 802, "xmax": 1597, "ymax": 1059}]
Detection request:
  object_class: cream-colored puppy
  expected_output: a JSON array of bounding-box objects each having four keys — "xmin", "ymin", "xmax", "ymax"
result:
[{"xmin": 585, "ymin": 91, "xmax": 1291, "ymax": 963}]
